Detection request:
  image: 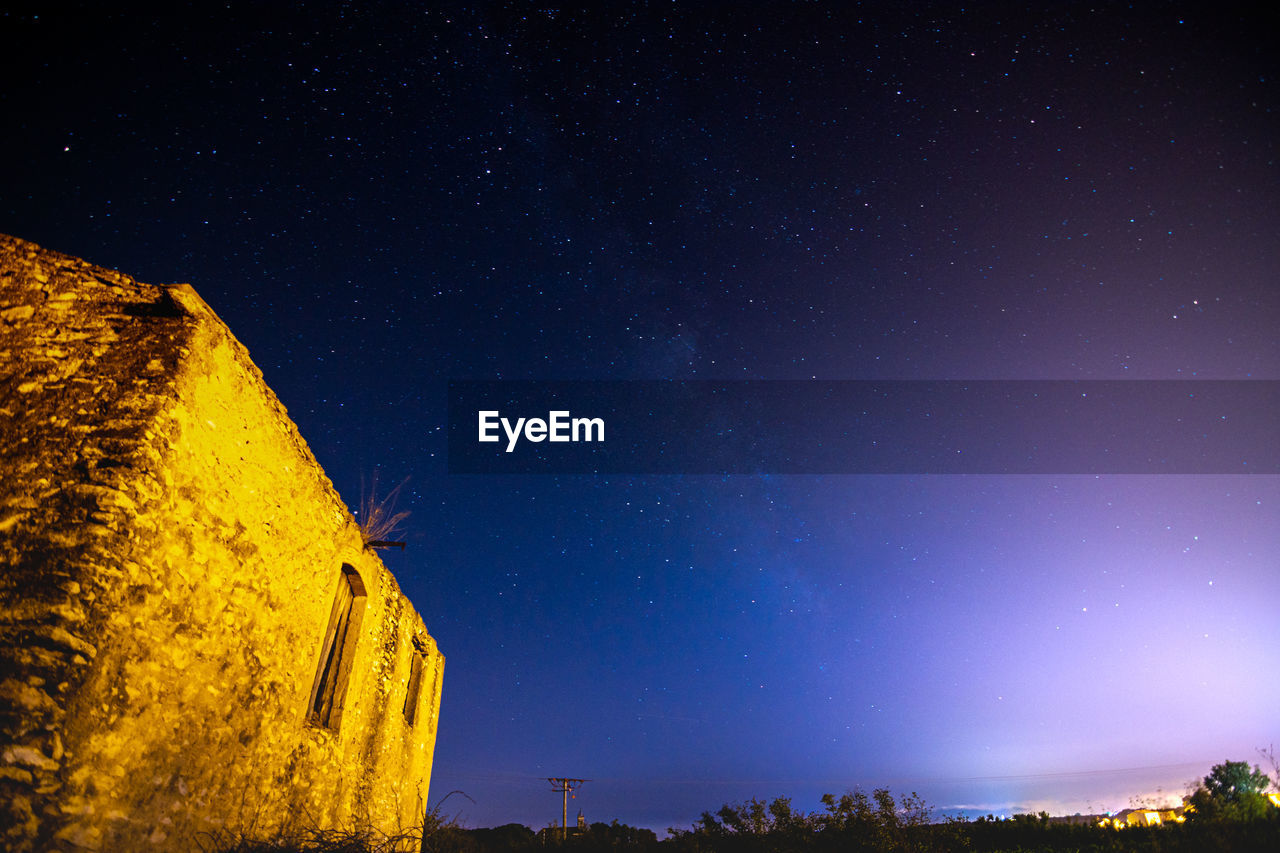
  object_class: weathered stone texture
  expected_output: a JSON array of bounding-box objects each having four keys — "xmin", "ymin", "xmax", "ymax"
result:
[{"xmin": 0, "ymin": 234, "xmax": 442, "ymax": 851}]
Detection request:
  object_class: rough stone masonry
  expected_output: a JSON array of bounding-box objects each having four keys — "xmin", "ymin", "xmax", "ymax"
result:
[{"xmin": 0, "ymin": 234, "xmax": 442, "ymax": 851}]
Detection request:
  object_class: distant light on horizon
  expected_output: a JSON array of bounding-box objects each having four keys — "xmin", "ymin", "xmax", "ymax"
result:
[{"xmin": 3, "ymin": 0, "xmax": 1277, "ymax": 831}]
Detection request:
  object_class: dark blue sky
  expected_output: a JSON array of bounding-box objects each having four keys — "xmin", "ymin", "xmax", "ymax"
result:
[{"xmin": 3, "ymin": 1, "xmax": 1278, "ymax": 831}]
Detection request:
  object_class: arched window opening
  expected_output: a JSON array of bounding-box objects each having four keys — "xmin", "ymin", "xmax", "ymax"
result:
[{"xmin": 309, "ymin": 564, "xmax": 367, "ymax": 731}]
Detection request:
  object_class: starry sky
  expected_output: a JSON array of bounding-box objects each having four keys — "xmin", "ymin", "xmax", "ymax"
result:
[{"xmin": 3, "ymin": 1, "xmax": 1279, "ymax": 831}]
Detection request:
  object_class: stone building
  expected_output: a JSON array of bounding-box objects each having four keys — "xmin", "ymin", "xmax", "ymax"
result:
[{"xmin": 0, "ymin": 235, "xmax": 443, "ymax": 851}]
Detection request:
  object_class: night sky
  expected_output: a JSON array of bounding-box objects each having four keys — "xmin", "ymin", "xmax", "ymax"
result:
[{"xmin": 4, "ymin": 1, "xmax": 1278, "ymax": 831}]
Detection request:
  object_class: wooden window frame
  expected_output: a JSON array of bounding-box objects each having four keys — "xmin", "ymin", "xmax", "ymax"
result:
[
  {"xmin": 403, "ymin": 640, "xmax": 426, "ymax": 726},
  {"xmin": 308, "ymin": 564, "xmax": 367, "ymax": 731}
]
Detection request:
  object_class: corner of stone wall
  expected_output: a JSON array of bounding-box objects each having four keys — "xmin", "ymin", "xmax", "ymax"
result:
[{"xmin": 0, "ymin": 234, "xmax": 198, "ymax": 851}]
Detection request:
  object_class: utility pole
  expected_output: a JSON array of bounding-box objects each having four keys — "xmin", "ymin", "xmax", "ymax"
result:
[{"xmin": 546, "ymin": 778, "xmax": 587, "ymax": 842}]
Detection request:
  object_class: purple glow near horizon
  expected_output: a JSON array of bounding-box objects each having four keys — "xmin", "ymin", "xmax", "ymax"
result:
[
  {"xmin": 2, "ymin": 1, "xmax": 1277, "ymax": 833},
  {"xmin": 424, "ymin": 475, "xmax": 1278, "ymax": 829}
]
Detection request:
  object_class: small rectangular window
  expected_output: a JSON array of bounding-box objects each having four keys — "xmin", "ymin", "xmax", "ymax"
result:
[{"xmin": 309, "ymin": 565, "xmax": 366, "ymax": 730}]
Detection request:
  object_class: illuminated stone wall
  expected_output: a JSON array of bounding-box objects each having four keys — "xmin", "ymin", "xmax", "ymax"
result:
[{"xmin": 0, "ymin": 235, "xmax": 443, "ymax": 852}]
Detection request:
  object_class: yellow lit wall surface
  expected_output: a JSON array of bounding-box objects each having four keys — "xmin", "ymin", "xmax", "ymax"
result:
[{"xmin": 0, "ymin": 235, "xmax": 442, "ymax": 851}]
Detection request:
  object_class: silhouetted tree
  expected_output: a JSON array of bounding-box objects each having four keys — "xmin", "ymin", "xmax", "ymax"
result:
[
  {"xmin": 1187, "ymin": 760, "xmax": 1274, "ymax": 822},
  {"xmin": 1260, "ymin": 744, "xmax": 1280, "ymax": 791},
  {"xmin": 578, "ymin": 820, "xmax": 659, "ymax": 851},
  {"xmin": 813, "ymin": 789, "xmax": 948, "ymax": 853},
  {"xmin": 464, "ymin": 823, "xmax": 536, "ymax": 853},
  {"xmin": 669, "ymin": 796, "xmax": 818, "ymax": 853}
]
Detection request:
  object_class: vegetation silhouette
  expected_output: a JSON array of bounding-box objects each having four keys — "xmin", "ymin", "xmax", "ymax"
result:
[
  {"xmin": 212, "ymin": 759, "xmax": 1280, "ymax": 853},
  {"xmin": 1186, "ymin": 759, "xmax": 1275, "ymax": 823}
]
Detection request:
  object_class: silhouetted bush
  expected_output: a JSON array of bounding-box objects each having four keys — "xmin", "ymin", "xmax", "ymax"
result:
[{"xmin": 210, "ymin": 784, "xmax": 1280, "ymax": 853}]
